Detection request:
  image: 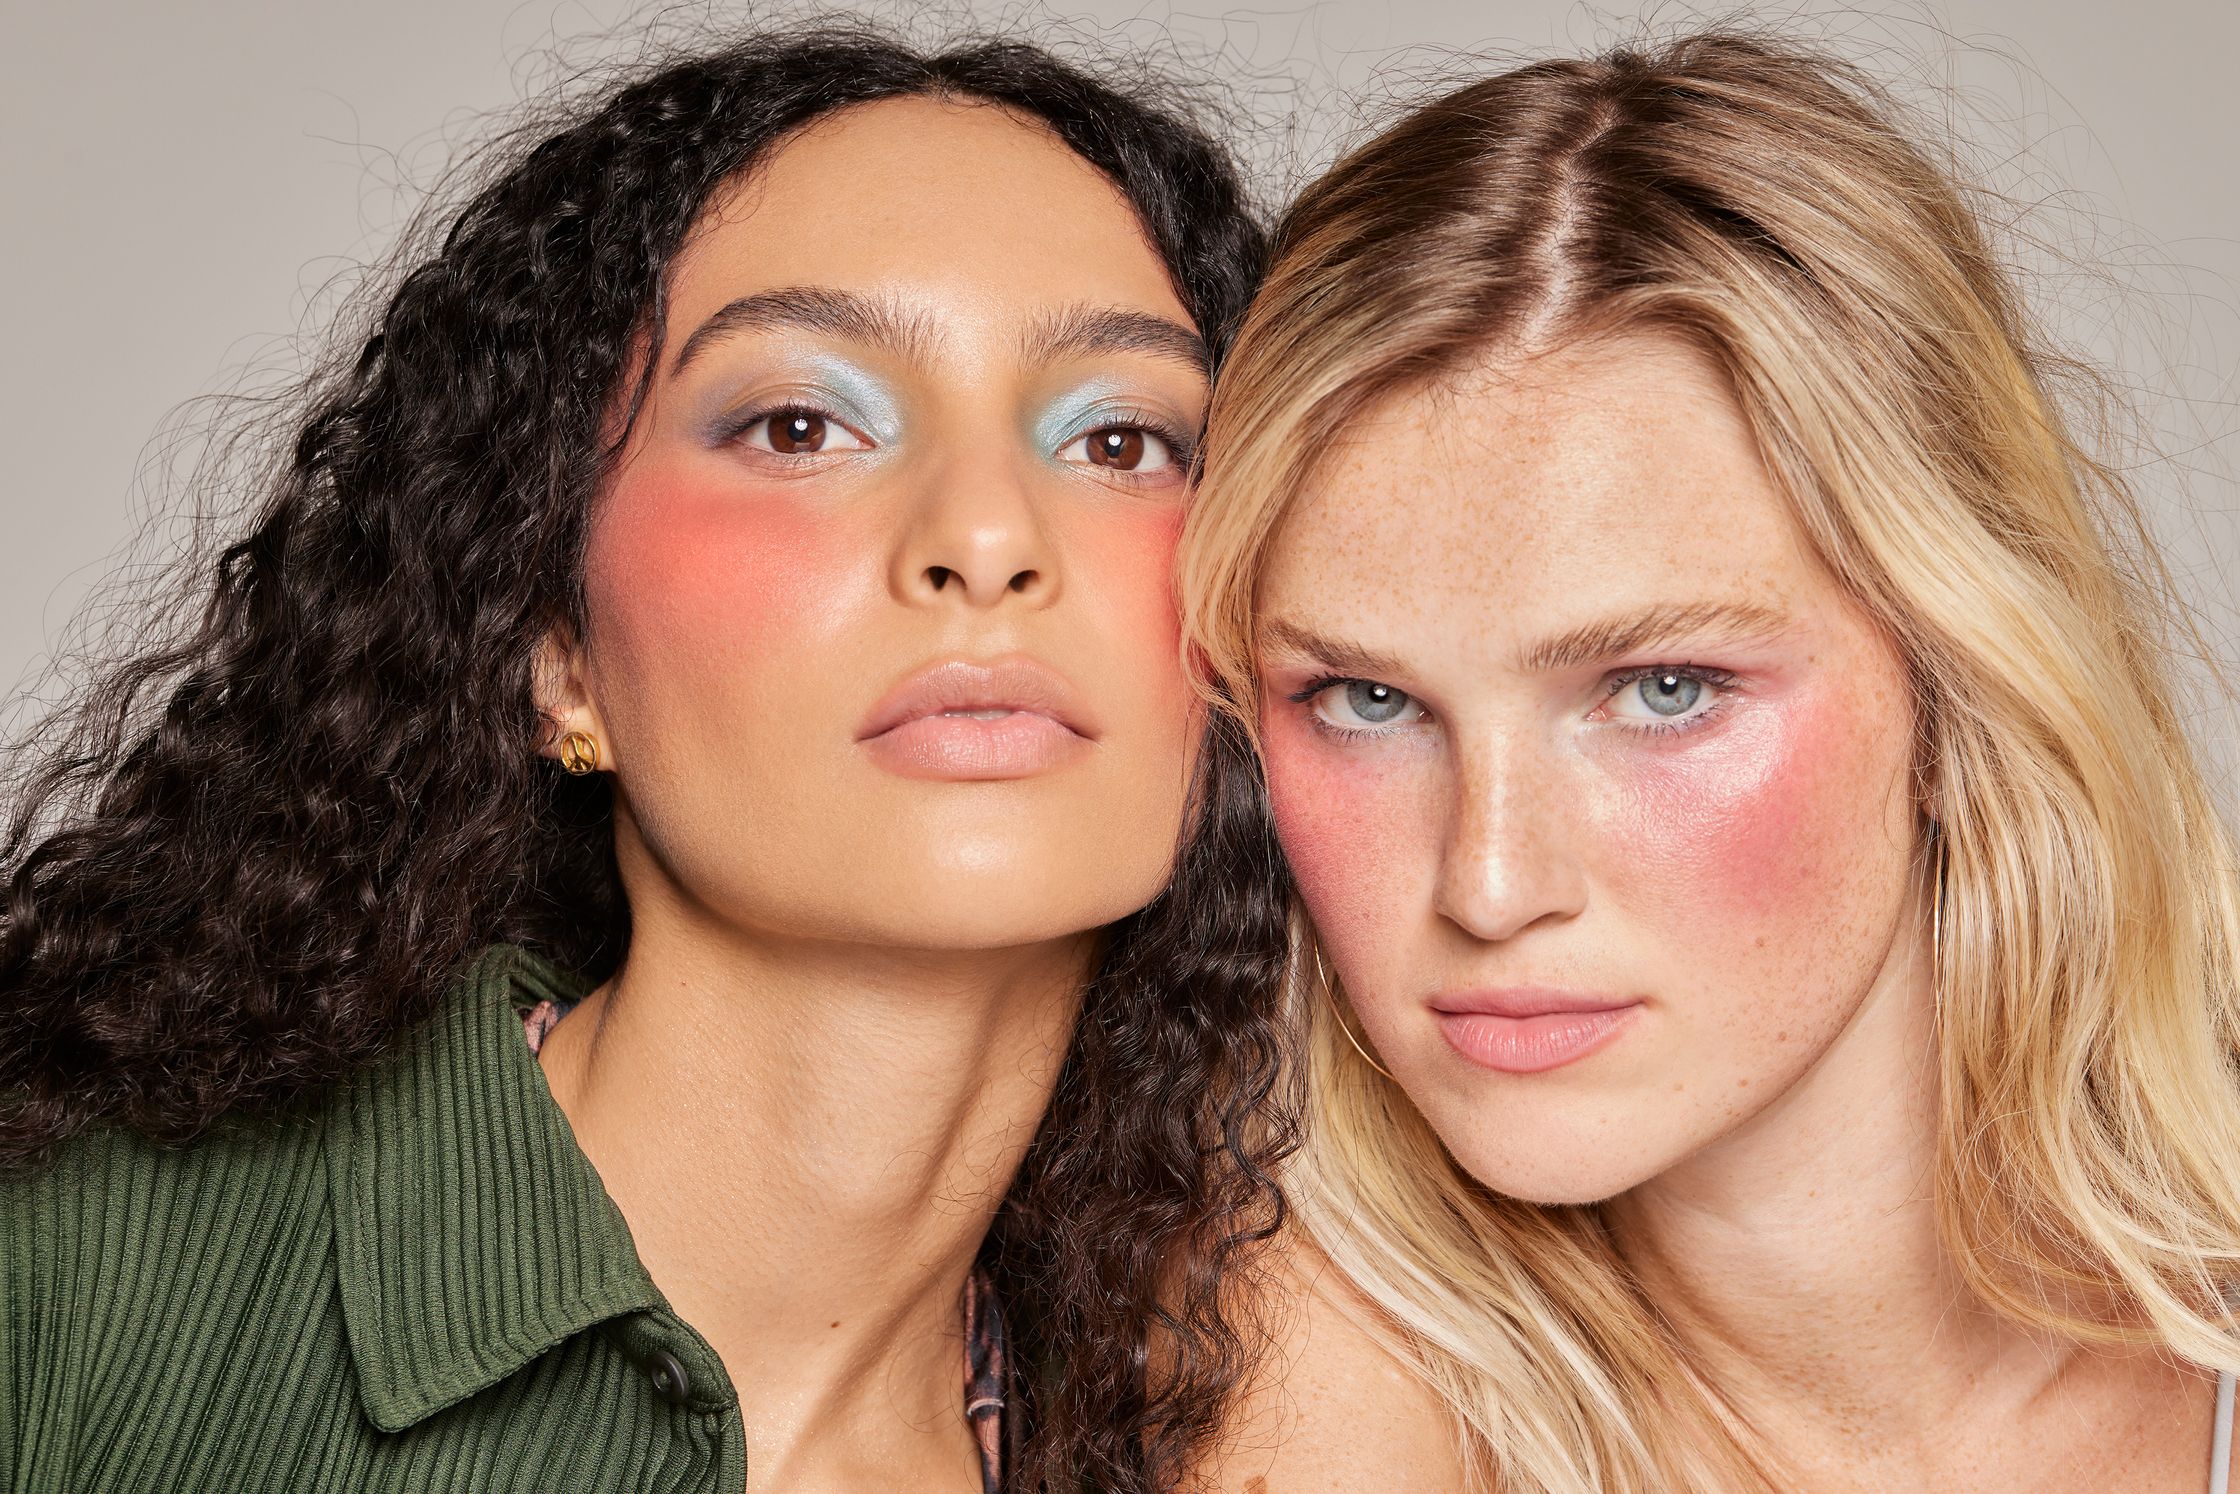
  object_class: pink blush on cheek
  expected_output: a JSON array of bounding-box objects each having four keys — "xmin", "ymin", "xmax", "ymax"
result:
[
  {"xmin": 1074, "ymin": 500, "xmax": 1187, "ymax": 647},
  {"xmin": 583, "ymin": 465, "xmax": 851, "ymax": 675},
  {"xmin": 1060, "ymin": 501, "xmax": 1193, "ymax": 715},
  {"xmin": 1259, "ymin": 704, "xmax": 1434, "ymax": 967},
  {"xmin": 1618, "ymin": 690, "xmax": 1886, "ymax": 926}
]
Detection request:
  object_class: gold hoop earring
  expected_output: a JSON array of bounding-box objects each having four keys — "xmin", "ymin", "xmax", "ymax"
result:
[
  {"xmin": 557, "ymin": 730, "xmax": 600, "ymax": 776},
  {"xmin": 1312, "ymin": 944, "xmax": 1394, "ymax": 1082}
]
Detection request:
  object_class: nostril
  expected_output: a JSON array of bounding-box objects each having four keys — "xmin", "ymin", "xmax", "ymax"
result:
[
  {"xmin": 1009, "ymin": 570, "xmax": 1036, "ymax": 593},
  {"xmin": 927, "ymin": 565, "xmax": 954, "ymax": 590}
]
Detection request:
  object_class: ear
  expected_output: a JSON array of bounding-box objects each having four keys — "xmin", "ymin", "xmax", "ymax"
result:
[{"xmin": 534, "ymin": 624, "xmax": 616, "ymax": 772}]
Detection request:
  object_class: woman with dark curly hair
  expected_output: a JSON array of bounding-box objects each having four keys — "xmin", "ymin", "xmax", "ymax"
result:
[{"xmin": 0, "ymin": 26, "xmax": 1292, "ymax": 1494}]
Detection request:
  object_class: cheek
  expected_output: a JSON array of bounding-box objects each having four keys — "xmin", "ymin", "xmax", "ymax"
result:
[
  {"xmin": 584, "ymin": 466, "xmax": 856, "ymax": 689},
  {"xmin": 1260, "ymin": 709, "xmax": 1437, "ymax": 966},
  {"xmin": 1097, "ymin": 501, "xmax": 1186, "ymax": 652},
  {"xmin": 1069, "ymin": 501, "xmax": 1191, "ymax": 709},
  {"xmin": 1615, "ymin": 687, "xmax": 1910, "ymax": 938}
]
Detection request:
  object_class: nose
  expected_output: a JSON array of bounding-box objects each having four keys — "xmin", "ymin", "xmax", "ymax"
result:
[
  {"xmin": 892, "ymin": 448, "xmax": 1058, "ymax": 609},
  {"xmin": 1434, "ymin": 732, "xmax": 1588, "ymax": 943}
]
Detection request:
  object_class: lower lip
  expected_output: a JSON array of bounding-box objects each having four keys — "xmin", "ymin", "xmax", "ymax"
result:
[
  {"xmin": 860, "ymin": 711, "xmax": 1089, "ymax": 781},
  {"xmin": 1436, "ymin": 1006, "xmax": 1639, "ymax": 1074}
]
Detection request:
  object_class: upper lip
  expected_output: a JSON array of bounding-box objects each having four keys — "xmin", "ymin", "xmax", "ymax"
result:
[
  {"xmin": 857, "ymin": 656, "xmax": 1097, "ymax": 741},
  {"xmin": 1429, "ymin": 987, "xmax": 1639, "ymax": 1018}
]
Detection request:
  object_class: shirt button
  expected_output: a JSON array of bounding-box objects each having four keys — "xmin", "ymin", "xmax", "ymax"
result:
[{"xmin": 647, "ymin": 1349, "xmax": 691, "ymax": 1405}]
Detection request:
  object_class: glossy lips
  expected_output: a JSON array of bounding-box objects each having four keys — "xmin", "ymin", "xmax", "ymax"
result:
[
  {"xmin": 857, "ymin": 657, "xmax": 1095, "ymax": 780},
  {"xmin": 1430, "ymin": 987, "xmax": 1642, "ymax": 1074}
]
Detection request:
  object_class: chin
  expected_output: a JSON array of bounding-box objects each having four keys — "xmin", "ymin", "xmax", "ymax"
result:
[
  {"xmin": 1431, "ymin": 1107, "xmax": 1666, "ymax": 1208},
  {"xmin": 867, "ymin": 889, "xmax": 1121, "ymax": 952},
  {"xmin": 837, "ymin": 834, "xmax": 1174, "ymax": 952},
  {"xmin": 632, "ymin": 785, "xmax": 1181, "ymax": 953},
  {"xmin": 1473, "ymin": 1171, "xmax": 1641, "ymax": 1209}
]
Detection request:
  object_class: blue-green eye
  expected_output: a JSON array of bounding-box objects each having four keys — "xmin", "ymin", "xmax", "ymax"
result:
[
  {"xmin": 1638, "ymin": 673, "xmax": 1700, "ymax": 716},
  {"xmin": 1603, "ymin": 668, "xmax": 1731, "ymax": 728},
  {"xmin": 1309, "ymin": 678, "xmax": 1425, "ymax": 731}
]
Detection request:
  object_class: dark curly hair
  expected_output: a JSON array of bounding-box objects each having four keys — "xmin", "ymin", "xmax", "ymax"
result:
[{"xmin": 0, "ymin": 24, "xmax": 1295, "ymax": 1492}]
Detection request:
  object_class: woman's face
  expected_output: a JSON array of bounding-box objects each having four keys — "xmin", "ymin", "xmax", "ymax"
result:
[
  {"xmin": 1254, "ymin": 334, "xmax": 1923, "ymax": 1204},
  {"xmin": 568, "ymin": 97, "xmax": 1207, "ymax": 950}
]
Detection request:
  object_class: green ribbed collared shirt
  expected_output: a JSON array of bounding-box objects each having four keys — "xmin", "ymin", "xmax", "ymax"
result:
[{"xmin": 2, "ymin": 946, "xmax": 750, "ymax": 1493}]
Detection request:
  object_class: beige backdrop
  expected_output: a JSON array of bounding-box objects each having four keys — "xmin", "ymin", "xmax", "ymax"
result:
[{"xmin": 3, "ymin": 0, "xmax": 2233, "ymax": 784}]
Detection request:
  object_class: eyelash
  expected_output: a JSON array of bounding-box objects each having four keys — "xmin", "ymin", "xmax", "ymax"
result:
[
  {"xmin": 1599, "ymin": 665, "xmax": 1740, "ymax": 737},
  {"xmin": 1286, "ymin": 673, "xmax": 1429, "ymax": 744},
  {"xmin": 713, "ymin": 401, "xmax": 861, "ymax": 453},
  {"xmin": 1063, "ymin": 405, "xmax": 1199, "ymax": 480},
  {"xmin": 713, "ymin": 402, "xmax": 1199, "ymax": 478},
  {"xmin": 1283, "ymin": 665, "xmax": 1743, "ymax": 744}
]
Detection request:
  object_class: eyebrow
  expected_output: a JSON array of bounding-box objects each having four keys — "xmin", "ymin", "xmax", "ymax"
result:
[
  {"xmin": 669, "ymin": 286, "xmax": 940, "ymax": 377},
  {"xmin": 1258, "ymin": 602, "xmax": 1790, "ymax": 685},
  {"xmin": 1258, "ymin": 619, "xmax": 1416, "ymax": 681},
  {"xmin": 1021, "ymin": 303, "xmax": 1209, "ymax": 375},
  {"xmin": 1520, "ymin": 601, "xmax": 1790, "ymax": 673}
]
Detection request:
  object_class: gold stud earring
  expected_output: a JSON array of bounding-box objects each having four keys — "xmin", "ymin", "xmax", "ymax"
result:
[
  {"xmin": 1312, "ymin": 943, "xmax": 1394, "ymax": 1082},
  {"xmin": 558, "ymin": 730, "xmax": 601, "ymax": 776}
]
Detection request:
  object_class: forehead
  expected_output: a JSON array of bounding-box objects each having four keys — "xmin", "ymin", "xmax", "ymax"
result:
[
  {"xmin": 662, "ymin": 94, "xmax": 1192, "ymax": 340},
  {"xmin": 1263, "ymin": 335, "xmax": 1825, "ymax": 640}
]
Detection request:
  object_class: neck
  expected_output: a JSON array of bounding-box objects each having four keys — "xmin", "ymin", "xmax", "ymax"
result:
[
  {"xmin": 1603, "ymin": 903, "xmax": 2069, "ymax": 1460},
  {"xmin": 537, "ymin": 871, "xmax": 1090, "ymax": 1490}
]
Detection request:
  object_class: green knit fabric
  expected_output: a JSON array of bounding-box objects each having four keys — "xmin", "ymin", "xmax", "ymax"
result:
[{"xmin": 1, "ymin": 945, "xmax": 750, "ymax": 1493}]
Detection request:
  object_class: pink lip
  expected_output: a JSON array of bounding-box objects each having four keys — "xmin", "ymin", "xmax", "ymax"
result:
[
  {"xmin": 1430, "ymin": 988, "xmax": 1642, "ymax": 1074},
  {"xmin": 857, "ymin": 656, "xmax": 1096, "ymax": 781}
]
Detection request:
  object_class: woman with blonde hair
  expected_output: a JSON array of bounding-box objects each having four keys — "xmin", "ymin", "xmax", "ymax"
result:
[{"xmin": 1183, "ymin": 32, "xmax": 2240, "ymax": 1493}]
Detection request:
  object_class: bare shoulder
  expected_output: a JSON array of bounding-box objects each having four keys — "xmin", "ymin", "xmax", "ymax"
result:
[{"xmin": 1191, "ymin": 1229, "xmax": 1472, "ymax": 1493}]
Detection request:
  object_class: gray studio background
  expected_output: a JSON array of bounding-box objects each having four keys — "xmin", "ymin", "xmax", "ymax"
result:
[{"xmin": 4, "ymin": 0, "xmax": 2235, "ymax": 791}]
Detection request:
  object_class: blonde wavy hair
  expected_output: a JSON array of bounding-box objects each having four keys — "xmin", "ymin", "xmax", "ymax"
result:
[{"xmin": 1180, "ymin": 32, "xmax": 2240, "ymax": 1493}]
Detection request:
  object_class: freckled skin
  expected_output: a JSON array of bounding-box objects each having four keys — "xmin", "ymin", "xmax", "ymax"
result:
[
  {"xmin": 1256, "ymin": 336, "xmax": 1920, "ymax": 1204},
  {"xmin": 572, "ymin": 97, "xmax": 1205, "ymax": 951}
]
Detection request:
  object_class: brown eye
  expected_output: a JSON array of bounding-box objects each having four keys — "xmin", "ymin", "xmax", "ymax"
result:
[
  {"xmin": 1088, "ymin": 430, "xmax": 1146, "ymax": 470},
  {"xmin": 1057, "ymin": 422, "xmax": 1182, "ymax": 480},
  {"xmin": 1084, "ymin": 427, "xmax": 1147, "ymax": 470},
  {"xmin": 766, "ymin": 411, "xmax": 827, "ymax": 454}
]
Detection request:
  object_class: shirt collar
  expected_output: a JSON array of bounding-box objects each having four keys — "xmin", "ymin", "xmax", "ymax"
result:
[{"xmin": 322, "ymin": 944, "xmax": 664, "ymax": 1431}]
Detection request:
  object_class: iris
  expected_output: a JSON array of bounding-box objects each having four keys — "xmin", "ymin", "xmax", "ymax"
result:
[
  {"xmin": 1640, "ymin": 673, "xmax": 1701, "ymax": 716},
  {"xmin": 1347, "ymin": 681, "xmax": 1410, "ymax": 723}
]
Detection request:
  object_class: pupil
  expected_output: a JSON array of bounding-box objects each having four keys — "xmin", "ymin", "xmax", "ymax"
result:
[
  {"xmin": 1642, "ymin": 673, "xmax": 1702, "ymax": 716},
  {"xmin": 1346, "ymin": 681, "xmax": 1407, "ymax": 724},
  {"xmin": 1090, "ymin": 429, "xmax": 1146, "ymax": 470},
  {"xmin": 769, "ymin": 412, "xmax": 825, "ymax": 454}
]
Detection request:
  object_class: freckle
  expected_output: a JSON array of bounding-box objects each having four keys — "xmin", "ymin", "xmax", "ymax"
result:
[
  {"xmin": 829, "ymin": 1321, "xmax": 840, "ymax": 1330},
  {"xmin": 1754, "ymin": 936, "xmax": 1767, "ymax": 949},
  {"xmin": 1737, "ymin": 1077, "xmax": 1749, "ymax": 1088},
  {"xmin": 1775, "ymin": 1030, "xmax": 1789, "ymax": 1042}
]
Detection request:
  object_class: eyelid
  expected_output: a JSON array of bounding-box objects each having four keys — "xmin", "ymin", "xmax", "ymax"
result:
[
  {"xmin": 701, "ymin": 357, "xmax": 903, "ymax": 445},
  {"xmin": 1285, "ymin": 672, "xmax": 1346, "ymax": 705},
  {"xmin": 1057, "ymin": 404, "xmax": 1197, "ymax": 465},
  {"xmin": 1600, "ymin": 663, "xmax": 1738, "ymax": 696},
  {"xmin": 711, "ymin": 395, "xmax": 877, "ymax": 453},
  {"xmin": 1036, "ymin": 381, "xmax": 1200, "ymax": 457},
  {"xmin": 1288, "ymin": 674, "xmax": 1432, "ymax": 738},
  {"xmin": 1284, "ymin": 671, "xmax": 1421, "ymax": 705},
  {"xmin": 1597, "ymin": 664, "xmax": 1739, "ymax": 731}
]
